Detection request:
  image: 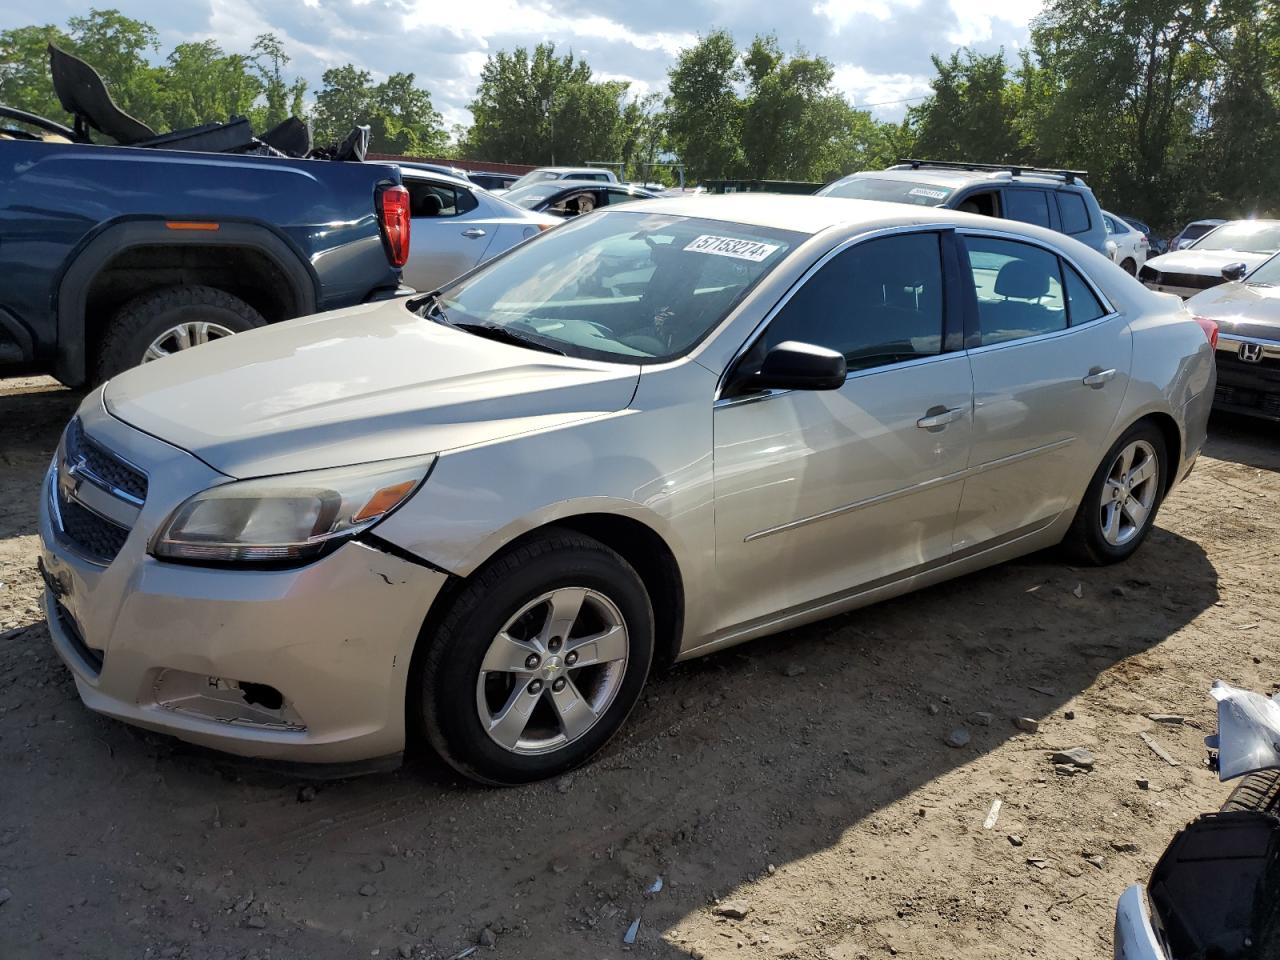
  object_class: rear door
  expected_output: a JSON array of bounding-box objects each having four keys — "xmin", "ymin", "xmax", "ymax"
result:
[
  {"xmin": 402, "ymin": 178, "xmax": 495, "ymax": 291},
  {"xmin": 954, "ymin": 231, "xmax": 1132, "ymax": 552}
]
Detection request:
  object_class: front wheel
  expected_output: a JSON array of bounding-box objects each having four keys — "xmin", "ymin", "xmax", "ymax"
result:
[
  {"xmin": 414, "ymin": 529, "xmax": 654, "ymax": 785},
  {"xmin": 1063, "ymin": 423, "xmax": 1166, "ymax": 565}
]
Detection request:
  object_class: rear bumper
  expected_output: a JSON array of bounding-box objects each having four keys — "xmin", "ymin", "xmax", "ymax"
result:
[{"xmin": 1114, "ymin": 885, "xmax": 1168, "ymax": 960}]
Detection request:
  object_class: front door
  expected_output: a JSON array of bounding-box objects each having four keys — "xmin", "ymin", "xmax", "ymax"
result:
[
  {"xmin": 404, "ymin": 179, "xmax": 495, "ymax": 291},
  {"xmin": 954, "ymin": 232, "xmax": 1132, "ymax": 551},
  {"xmin": 712, "ymin": 230, "xmax": 974, "ymax": 634}
]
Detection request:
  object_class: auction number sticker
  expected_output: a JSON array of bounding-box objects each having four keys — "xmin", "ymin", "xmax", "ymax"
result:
[
  {"xmin": 684, "ymin": 234, "xmax": 780, "ymax": 262},
  {"xmin": 907, "ymin": 187, "xmax": 949, "ymax": 200}
]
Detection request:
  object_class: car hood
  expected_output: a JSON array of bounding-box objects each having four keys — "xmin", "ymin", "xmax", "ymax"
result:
[
  {"xmin": 1145, "ymin": 248, "xmax": 1274, "ymax": 276},
  {"xmin": 1187, "ymin": 281, "xmax": 1280, "ymax": 338},
  {"xmin": 103, "ymin": 299, "xmax": 640, "ymax": 478}
]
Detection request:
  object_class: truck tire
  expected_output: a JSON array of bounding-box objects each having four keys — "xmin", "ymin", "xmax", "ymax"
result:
[
  {"xmin": 1221, "ymin": 769, "xmax": 1280, "ymax": 814},
  {"xmin": 96, "ymin": 285, "xmax": 265, "ymax": 382}
]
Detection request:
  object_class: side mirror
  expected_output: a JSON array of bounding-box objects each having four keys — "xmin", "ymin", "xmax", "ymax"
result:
[
  {"xmin": 1222, "ymin": 261, "xmax": 1249, "ymax": 282},
  {"xmin": 742, "ymin": 341, "xmax": 847, "ymax": 393}
]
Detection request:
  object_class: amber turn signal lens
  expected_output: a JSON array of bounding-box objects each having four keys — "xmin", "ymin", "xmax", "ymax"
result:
[{"xmin": 352, "ymin": 480, "xmax": 416, "ymax": 523}]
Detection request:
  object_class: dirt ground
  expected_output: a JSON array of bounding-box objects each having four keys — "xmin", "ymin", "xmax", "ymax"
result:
[{"xmin": 1, "ymin": 374, "xmax": 1277, "ymax": 960}]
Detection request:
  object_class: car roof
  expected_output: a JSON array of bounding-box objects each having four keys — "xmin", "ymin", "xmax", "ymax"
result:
[
  {"xmin": 1187, "ymin": 219, "xmax": 1228, "ymax": 227},
  {"xmin": 839, "ymin": 167, "xmax": 1090, "ymax": 190},
  {"xmin": 552, "ymin": 179, "xmax": 652, "ymax": 192},
  {"xmin": 397, "ymin": 167, "xmax": 475, "ymax": 190},
  {"xmin": 618, "ymin": 193, "xmax": 1060, "ymax": 235},
  {"xmin": 534, "ymin": 166, "xmax": 612, "ymax": 175}
]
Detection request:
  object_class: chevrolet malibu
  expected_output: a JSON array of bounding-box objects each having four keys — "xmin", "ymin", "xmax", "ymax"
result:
[{"xmin": 39, "ymin": 196, "xmax": 1217, "ymax": 785}]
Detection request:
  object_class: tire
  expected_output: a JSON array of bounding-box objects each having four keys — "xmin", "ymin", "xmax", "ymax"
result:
[
  {"xmin": 95, "ymin": 285, "xmax": 266, "ymax": 382},
  {"xmin": 1063, "ymin": 422, "xmax": 1167, "ymax": 565},
  {"xmin": 1222, "ymin": 769, "xmax": 1280, "ymax": 814},
  {"xmin": 414, "ymin": 529, "xmax": 654, "ymax": 785},
  {"xmin": 1121, "ymin": 258, "xmax": 1137, "ymax": 276}
]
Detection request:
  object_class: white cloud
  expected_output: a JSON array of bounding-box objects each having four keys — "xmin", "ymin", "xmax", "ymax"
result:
[
  {"xmin": 946, "ymin": 0, "xmax": 1043, "ymax": 45},
  {"xmin": 813, "ymin": 0, "xmax": 921, "ymax": 29},
  {"xmin": 832, "ymin": 64, "xmax": 932, "ymax": 116},
  {"xmin": 399, "ymin": 0, "xmax": 697, "ymax": 56}
]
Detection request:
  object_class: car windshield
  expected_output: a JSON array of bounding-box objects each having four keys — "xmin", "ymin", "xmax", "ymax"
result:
[
  {"xmin": 501, "ymin": 184, "xmax": 563, "ymax": 209},
  {"xmin": 425, "ymin": 211, "xmax": 801, "ymax": 363},
  {"xmin": 819, "ymin": 176, "xmax": 954, "ymax": 206},
  {"xmin": 507, "ymin": 170, "xmax": 561, "ymax": 191},
  {"xmin": 1246, "ymin": 254, "xmax": 1280, "ymax": 286},
  {"xmin": 1193, "ymin": 221, "xmax": 1280, "ymax": 254},
  {"xmin": 1180, "ymin": 222, "xmax": 1219, "ymax": 242}
]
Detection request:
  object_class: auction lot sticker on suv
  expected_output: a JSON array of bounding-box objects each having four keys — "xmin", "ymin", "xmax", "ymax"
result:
[{"xmin": 684, "ymin": 234, "xmax": 781, "ymax": 261}]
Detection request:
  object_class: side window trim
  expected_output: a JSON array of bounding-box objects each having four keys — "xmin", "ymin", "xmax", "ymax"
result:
[
  {"xmin": 716, "ymin": 224, "xmax": 961, "ymax": 402},
  {"xmin": 956, "ymin": 227, "xmax": 1119, "ymax": 352}
]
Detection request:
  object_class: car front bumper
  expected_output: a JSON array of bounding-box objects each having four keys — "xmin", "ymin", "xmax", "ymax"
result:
[
  {"xmin": 1214, "ymin": 337, "xmax": 1280, "ymax": 420},
  {"xmin": 38, "ymin": 399, "xmax": 448, "ymax": 765}
]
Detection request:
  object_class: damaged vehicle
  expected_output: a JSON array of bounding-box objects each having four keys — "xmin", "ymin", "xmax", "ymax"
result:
[
  {"xmin": 1115, "ymin": 682, "xmax": 1280, "ymax": 959},
  {"xmin": 39, "ymin": 195, "xmax": 1215, "ymax": 784}
]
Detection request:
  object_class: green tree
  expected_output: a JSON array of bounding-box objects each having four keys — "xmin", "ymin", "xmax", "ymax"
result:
[
  {"xmin": 313, "ymin": 64, "xmax": 447, "ymax": 154},
  {"xmin": 65, "ymin": 8, "xmax": 165, "ymax": 129},
  {"xmin": 250, "ymin": 33, "xmax": 307, "ymax": 130},
  {"xmin": 159, "ymin": 40, "xmax": 261, "ymax": 131},
  {"xmin": 906, "ymin": 49, "xmax": 1023, "ymax": 163},
  {"xmin": 664, "ymin": 30, "xmax": 744, "ymax": 180},
  {"xmin": 0, "ymin": 24, "xmax": 74, "ymax": 122},
  {"xmin": 463, "ymin": 43, "xmax": 629, "ymax": 165}
]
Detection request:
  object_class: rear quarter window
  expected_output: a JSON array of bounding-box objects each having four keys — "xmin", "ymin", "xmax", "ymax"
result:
[{"xmin": 1057, "ymin": 192, "xmax": 1092, "ymax": 235}]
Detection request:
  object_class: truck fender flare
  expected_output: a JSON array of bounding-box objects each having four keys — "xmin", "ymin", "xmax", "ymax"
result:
[{"xmin": 55, "ymin": 219, "xmax": 318, "ymax": 385}]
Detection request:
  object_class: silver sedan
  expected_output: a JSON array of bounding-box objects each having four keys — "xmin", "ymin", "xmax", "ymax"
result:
[
  {"xmin": 39, "ymin": 196, "xmax": 1216, "ymax": 784},
  {"xmin": 398, "ymin": 168, "xmax": 558, "ymax": 293}
]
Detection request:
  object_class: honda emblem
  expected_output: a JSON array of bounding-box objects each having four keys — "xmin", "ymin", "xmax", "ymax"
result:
[{"xmin": 1238, "ymin": 342, "xmax": 1265, "ymax": 363}]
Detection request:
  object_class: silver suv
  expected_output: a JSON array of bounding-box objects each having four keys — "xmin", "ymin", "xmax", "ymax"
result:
[{"xmin": 820, "ymin": 160, "xmax": 1109, "ymax": 256}]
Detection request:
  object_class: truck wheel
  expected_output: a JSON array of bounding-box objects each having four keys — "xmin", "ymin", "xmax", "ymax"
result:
[
  {"xmin": 96, "ymin": 285, "xmax": 265, "ymax": 381},
  {"xmin": 1221, "ymin": 769, "xmax": 1280, "ymax": 814}
]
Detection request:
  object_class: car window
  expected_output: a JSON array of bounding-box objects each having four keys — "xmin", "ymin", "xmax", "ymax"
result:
[
  {"xmin": 1192, "ymin": 221, "xmax": 1280, "ymax": 254},
  {"xmin": 1003, "ymin": 189, "xmax": 1052, "ymax": 228},
  {"xmin": 1057, "ymin": 192, "xmax": 1091, "ymax": 235},
  {"xmin": 762, "ymin": 232, "xmax": 945, "ymax": 373},
  {"xmin": 547, "ymin": 190, "xmax": 600, "ymax": 218},
  {"xmin": 1102, "ymin": 215, "xmax": 1116, "ymax": 235},
  {"xmin": 434, "ymin": 212, "xmax": 800, "ymax": 363},
  {"xmin": 818, "ymin": 176, "xmax": 954, "ymax": 206},
  {"xmin": 603, "ymin": 189, "xmax": 643, "ymax": 206},
  {"xmin": 963, "ymin": 236, "xmax": 1066, "ymax": 346},
  {"xmin": 407, "ymin": 181, "xmax": 478, "ymax": 219},
  {"xmin": 1063, "ymin": 264, "xmax": 1108, "ymax": 324}
]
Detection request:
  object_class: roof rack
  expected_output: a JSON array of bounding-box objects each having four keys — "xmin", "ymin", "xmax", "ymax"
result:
[{"xmin": 897, "ymin": 159, "xmax": 1090, "ymax": 184}]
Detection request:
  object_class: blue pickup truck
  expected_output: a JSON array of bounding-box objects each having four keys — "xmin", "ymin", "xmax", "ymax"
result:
[{"xmin": 0, "ymin": 46, "xmax": 410, "ymax": 385}]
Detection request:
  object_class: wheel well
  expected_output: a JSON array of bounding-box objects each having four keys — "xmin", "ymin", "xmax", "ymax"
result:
[
  {"xmin": 83, "ymin": 244, "xmax": 299, "ymax": 362},
  {"xmin": 551, "ymin": 514, "xmax": 686, "ymax": 669},
  {"xmin": 1132, "ymin": 412, "xmax": 1182, "ymax": 494}
]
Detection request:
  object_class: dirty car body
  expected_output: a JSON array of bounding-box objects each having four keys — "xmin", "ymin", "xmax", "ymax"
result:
[{"xmin": 39, "ymin": 195, "xmax": 1216, "ymax": 784}]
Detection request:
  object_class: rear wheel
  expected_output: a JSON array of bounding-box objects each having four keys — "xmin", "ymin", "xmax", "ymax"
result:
[
  {"xmin": 1063, "ymin": 423, "xmax": 1166, "ymax": 564},
  {"xmin": 96, "ymin": 285, "xmax": 265, "ymax": 381},
  {"xmin": 414, "ymin": 529, "xmax": 654, "ymax": 785}
]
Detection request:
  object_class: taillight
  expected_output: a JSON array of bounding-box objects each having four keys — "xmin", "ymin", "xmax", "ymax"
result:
[
  {"xmin": 1193, "ymin": 315, "xmax": 1219, "ymax": 350},
  {"xmin": 378, "ymin": 185, "xmax": 410, "ymax": 268}
]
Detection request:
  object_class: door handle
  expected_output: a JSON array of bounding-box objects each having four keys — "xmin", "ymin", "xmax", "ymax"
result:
[
  {"xmin": 917, "ymin": 406, "xmax": 963, "ymax": 430},
  {"xmin": 1082, "ymin": 367, "xmax": 1117, "ymax": 388},
  {"xmin": 461, "ymin": 228, "xmax": 487, "ymax": 239}
]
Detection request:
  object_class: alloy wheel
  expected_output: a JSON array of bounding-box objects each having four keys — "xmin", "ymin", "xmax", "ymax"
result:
[
  {"xmin": 142, "ymin": 320, "xmax": 236, "ymax": 362},
  {"xmin": 474, "ymin": 587, "xmax": 629, "ymax": 755},
  {"xmin": 1099, "ymin": 439, "xmax": 1159, "ymax": 547}
]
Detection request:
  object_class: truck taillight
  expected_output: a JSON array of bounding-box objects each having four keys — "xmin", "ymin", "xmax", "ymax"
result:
[
  {"xmin": 378, "ymin": 185, "xmax": 411, "ymax": 268},
  {"xmin": 1193, "ymin": 316, "xmax": 1219, "ymax": 350}
]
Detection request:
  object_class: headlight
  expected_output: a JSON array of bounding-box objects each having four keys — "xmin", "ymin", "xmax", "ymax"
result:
[{"xmin": 151, "ymin": 456, "xmax": 434, "ymax": 564}]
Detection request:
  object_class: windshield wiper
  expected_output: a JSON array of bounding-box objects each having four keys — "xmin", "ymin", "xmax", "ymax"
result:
[
  {"xmin": 417, "ymin": 291, "xmax": 452, "ymax": 325},
  {"xmin": 451, "ymin": 320, "xmax": 566, "ymax": 355}
]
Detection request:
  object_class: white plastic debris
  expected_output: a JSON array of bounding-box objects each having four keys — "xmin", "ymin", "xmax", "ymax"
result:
[
  {"xmin": 624, "ymin": 917, "xmax": 641, "ymax": 944},
  {"xmin": 983, "ymin": 798, "xmax": 1003, "ymax": 830}
]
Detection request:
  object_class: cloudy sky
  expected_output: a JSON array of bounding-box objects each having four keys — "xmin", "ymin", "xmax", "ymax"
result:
[{"xmin": 0, "ymin": 0, "xmax": 1044, "ymax": 128}]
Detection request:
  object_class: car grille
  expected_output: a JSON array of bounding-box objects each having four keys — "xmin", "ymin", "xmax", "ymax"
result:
[
  {"xmin": 52, "ymin": 418, "xmax": 147, "ymax": 565},
  {"xmin": 66, "ymin": 417, "xmax": 148, "ymax": 501},
  {"xmin": 1215, "ymin": 383, "xmax": 1280, "ymax": 418},
  {"xmin": 53, "ymin": 600, "xmax": 103, "ymax": 675},
  {"xmin": 1137, "ymin": 266, "xmax": 1222, "ymax": 292}
]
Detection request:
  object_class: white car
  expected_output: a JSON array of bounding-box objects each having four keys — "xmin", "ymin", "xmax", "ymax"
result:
[
  {"xmin": 399, "ymin": 169, "xmax": 559, "ymax": 293},
  {"xmin": 493, "ymin": 166, "xmax": 619, "ymax": 195},
  {"xmin": 1102, "ymin": 211, "xmax": 1148, "ymax": 275},
  {"xmin": 1139, "ymin": 219, "xmax": 1280, "ymax": 299}
]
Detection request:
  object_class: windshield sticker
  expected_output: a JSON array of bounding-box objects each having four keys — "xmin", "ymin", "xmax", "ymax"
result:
[
  {"xmin": 908, "ymin": 187, "xmax": 949, "ymax": 200},
  {"xmin": 684, "ymin": 234, "xmax": 780, "ymax": 262}
]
